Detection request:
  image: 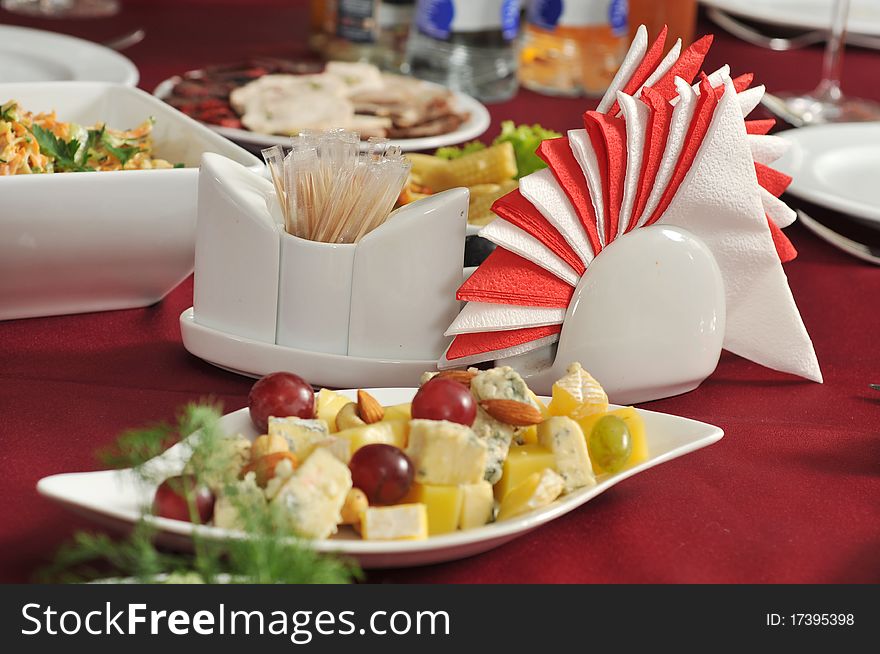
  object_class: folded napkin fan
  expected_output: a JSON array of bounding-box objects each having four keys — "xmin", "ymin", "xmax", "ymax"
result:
[{"xmin": 441, "ymin": 25, "xmax": 822, "ymax": 383}]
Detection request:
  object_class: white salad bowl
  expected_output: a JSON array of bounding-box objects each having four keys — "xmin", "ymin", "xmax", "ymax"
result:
[{"xmin": 0, "ymin": 82, "xmax": 262, "ymax": 320}]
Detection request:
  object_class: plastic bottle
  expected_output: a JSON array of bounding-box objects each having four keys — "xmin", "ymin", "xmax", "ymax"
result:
[
  {"xmin": 405, "ymin": 0, "xmax": 522, "ymax": 103},
  {"xmin": 519, "ymin": 0, "xmax": 629, "ymax": 98}
]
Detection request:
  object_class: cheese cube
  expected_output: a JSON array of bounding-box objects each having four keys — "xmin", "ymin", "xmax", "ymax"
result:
[
  {"xmin": 316, "ymin": 389, "xmax": 351, "ymax": 433},
  {"xmin": 268, "ymin": 417, "xmax": 329, "ymax": 460},
  {"xmin": 537, "ymin": 416, "xmax": 596, "ymax": 492},
  {"xmin": 336, "ymin": 421, "xmax": 406, "ymax": 454},
  {"xmin": 470, "ymin": 366, "xmax": 540, "ymax": 482},
  {"xmin": 383, "ymin": 403, "xmax": 412, "ymax": 422},
  {"xmin": 493, "ymin": 443, "xmax": 556, "ymax": 501},
  {"xmin": 577, "ymin": 407, "xmax": 648, "ymax": 473},
  {"xmin": 213, "ymin": 472, "xmax": 266, "ymax": 530},
  {"xmin": 313, "ymin": 435, "xmax": 353, "ymax": 464},
  {"xmin": 497, "ymin": 469, "xmax": 565, "ymax": 521},
  {"xmin": 361, "ymin": 504, "xmax": 428, "ymax": 541},
  {"xmin": 272, "ymin": 448, "xmax": 352, "ymax": 539},
  {"xmin": 459, "ymin": 481, "xmax": 495, "ymax": 530},
  {"xmin": 403, "ymin": 483, "xmax": 463, "ymax": 535},
  {"xmin": 406, "ymin": 419, "xmax": 488, "ymax": 485}
]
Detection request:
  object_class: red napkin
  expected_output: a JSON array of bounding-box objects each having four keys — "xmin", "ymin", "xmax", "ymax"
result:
[
  {"xmin": 446, "ymin": 324, "xmax": 562, "ymax": 360},
  {"xmin": 457, "ymin": 247, "xmax": 575, "ymax": 308},
  {"xmin": 492, "ymin": 190, "xmax": 586, "ymax": 275},
  {"xmin": 536, "ymin": 137, "xmax": 603, "ymax": 255}
]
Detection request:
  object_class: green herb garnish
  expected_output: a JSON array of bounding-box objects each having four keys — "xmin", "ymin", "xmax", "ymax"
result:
[
  {"xmin": 100, "ymin": 129, "xmax": 141, "ymax": 167},
  {"xmin": 29, "ymin": 124, "xmax": 93, "ymax": 172},
  {"xmin": 43, "ymin": 402, "xmax": 361, "ymax": 585},
  {"xmin": 174, "ymin": 162, "xmax": 185, "ymax": 168}
]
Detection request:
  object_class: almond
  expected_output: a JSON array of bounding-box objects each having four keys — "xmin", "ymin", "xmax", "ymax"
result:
[
  {"xmin": 357, "ymin": 389, "xmax": 385, "ymax": 424},
  {"xmin": 479, "ymin": 399, "xmax": 544, "ymax": 426},
  {"xmin": 436, "ymin": 369, "xmax": 477, "ymax": 386}
]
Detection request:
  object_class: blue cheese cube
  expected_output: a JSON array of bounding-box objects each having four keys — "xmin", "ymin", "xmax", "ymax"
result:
[
  {"xmin": 272, "ymin": 448, "xmax": 352, "ymax": 539},
  {"xmin": 470, "ymin": 366, "xmax": 541, "ymax": 483},
  {"xmin": 406, "ymin": 419, "xmax": 487, "ymax": 485},
  {"xmin": 212, "ymin": 471, "xmax": 266, "ymax": 530},
  {"xmin": 268, "ymin": 417, "xmax": 330, "ymax": 460},
  {"xmin": 537, "ymin": 416, "xmax": 596, "ymax": 492}
]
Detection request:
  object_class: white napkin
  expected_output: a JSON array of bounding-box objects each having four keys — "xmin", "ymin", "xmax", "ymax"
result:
[{"xmin": 657, "ymin": 78, "xmax": 821, "ymax": 381}]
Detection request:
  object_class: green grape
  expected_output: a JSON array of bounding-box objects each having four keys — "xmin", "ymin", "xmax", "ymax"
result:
[{"xmin": 588, "ymin": 415, "xmax": 632, "ymax": 474}]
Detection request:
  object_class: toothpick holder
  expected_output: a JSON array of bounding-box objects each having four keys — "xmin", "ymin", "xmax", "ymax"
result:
[{"xmin": 193, "ymin": 153, "xmax": 467, "ymax": 364}]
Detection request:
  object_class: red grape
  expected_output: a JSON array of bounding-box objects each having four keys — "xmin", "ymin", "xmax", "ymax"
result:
[
  {"xmin": 349, "ymin": 444, "xmax": 414, "ymax": 505},
  {"xmin": 411, "ymin": 377, "xmax": 477, "ymax": 426},
  {"xmin": 248, "ymin": 371, "xmax": 315, "ymax": 432},
  {"xmin": 152, "ymin": 475, "xmax": 215, "ymax": 523}
]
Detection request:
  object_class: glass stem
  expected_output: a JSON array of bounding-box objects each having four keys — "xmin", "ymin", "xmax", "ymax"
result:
[{"xmin": 815, "ymin": 0, "xmax": 850, "ymax": 103}]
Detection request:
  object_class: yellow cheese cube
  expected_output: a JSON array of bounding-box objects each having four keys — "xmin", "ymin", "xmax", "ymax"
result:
[
  {"xmin": 493, "ymin": 443, "xmax": 556, "ymax": 501},
  {"xmin": 312, "ymin": 435, "xmax": 353, "ymax": 464},
  {"xmin": 316, "ymin": 389, "xmax": 351, "ymax": 433},
  {"xmin": 361, "ymin": 503, "xmax": 428, "ymax": 540},
  {"xmin": 528, "ymin": 391, "xmax": 550, "ymax": 418},
  {"xmin": 547, "ymin": 363, "xmax": 609, "ymax": 419},
  {"xmin": 577, "ymin": 407, "xmax": 649, "ymax": 474},
  {"xmin": 385, "ymin": 419, "xmax": 409, "ymax": 449},
  {"xmin": 518, "ymin": 426, "xmax": 538, "ymax": 445},
  {"xmin": 497, "ymin": 469, "xmax": 565, "ymax": 521},
  {"xmin": 335, "ymin": 421, "xmax": 406, "ymax": 454},
  {"xmin": 383, "ymin": 403, "xmax": 412, "ymax": 422},
  {"xmin": 459, "ymin": 481, "xmax": 494, "ymax": 530},
  {"xmin": 403, "ymin": 483, "xmax": 463, "ymax": 535}
]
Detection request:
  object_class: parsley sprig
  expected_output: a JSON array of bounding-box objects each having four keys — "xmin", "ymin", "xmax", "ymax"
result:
[{"xmin": 29, "ymin": 124, "xmax": 94, "ymax": 172}]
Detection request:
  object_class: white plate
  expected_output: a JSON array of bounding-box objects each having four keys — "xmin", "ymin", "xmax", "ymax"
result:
[
  {"xmin": 180, "ymin": 308, "xmax": 437, "ymax": 388},
  {"xmin": 0, "ymin": 25, "xmax": 138, "ymax": 85},
  {"xmin": 774, "ymin": 123, "xmax": 880, "ymax": 225},
  {"xmin": 37, "ymin": 388, "xmax": 723, "ymax": 568},
  {"xmin": 153, "ymin": 76, "xmax": 490, "ymax": 152},
  {"xmin": 701, "ymin": 0, "xmax": 880, "ymax": 37}
]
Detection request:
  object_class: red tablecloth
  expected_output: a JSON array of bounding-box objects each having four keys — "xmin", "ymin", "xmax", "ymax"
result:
[{"xmin": 1, "ymin": 1, "xmax": 878, "ymax": 584}]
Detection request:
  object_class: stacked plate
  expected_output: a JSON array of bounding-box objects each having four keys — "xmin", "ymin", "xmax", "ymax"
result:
[{"xmin": 775, "ymin": 124, "xmax": 880, "ymax": 264}]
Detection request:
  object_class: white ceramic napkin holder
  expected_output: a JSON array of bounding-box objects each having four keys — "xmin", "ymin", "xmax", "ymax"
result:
[
  {"xmin": 193, "ymin": 153, "xmax": 467, "ymax": 362},
  {"xmin": 496, "ymin": 225, "xmax": 727, "ymax": 404}
]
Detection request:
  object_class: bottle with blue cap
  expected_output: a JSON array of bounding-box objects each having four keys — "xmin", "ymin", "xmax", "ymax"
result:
[
  {"xmin": 405, "ymin": 0, "xmax": 522, "ymax": 103},
  {"xmin": 520, "ymin": 0, "xmax": 629, "ymax": 97}
]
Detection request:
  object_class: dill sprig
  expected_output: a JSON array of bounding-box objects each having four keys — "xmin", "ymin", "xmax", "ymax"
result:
[{"xmin": 42, "ymin": 402, "xmax": 361, "ymax": 585}]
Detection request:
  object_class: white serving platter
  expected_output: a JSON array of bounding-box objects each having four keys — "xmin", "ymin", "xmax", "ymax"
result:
[
  {"xmin": 153, "ymin": 76, "xmax": 491, "ymax": 153},
  {"xmin": 0, "ymin": 25, "xmax": 139, "ymax": 85},
  {"xmin": 38, "ymin": 388, "xmax": 723, "ymax": 569},
  {"xmin": 774, "ymin": 123, "xmax": 880, "ymax": 226}
]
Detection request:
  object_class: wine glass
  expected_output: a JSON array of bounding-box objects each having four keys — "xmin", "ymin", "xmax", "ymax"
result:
[
  {"xmin": 764, "ymin": 0, "xmax": 880, "ymax": 125},
  {"xmin": 1, "ymin": 0, "xmax": 119, "ymax": 18}
]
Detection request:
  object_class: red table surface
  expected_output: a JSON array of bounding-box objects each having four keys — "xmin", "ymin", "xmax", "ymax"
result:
[{"xmin": 1, "ymin": 1, "xmax": 878, "ymax": 584}]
